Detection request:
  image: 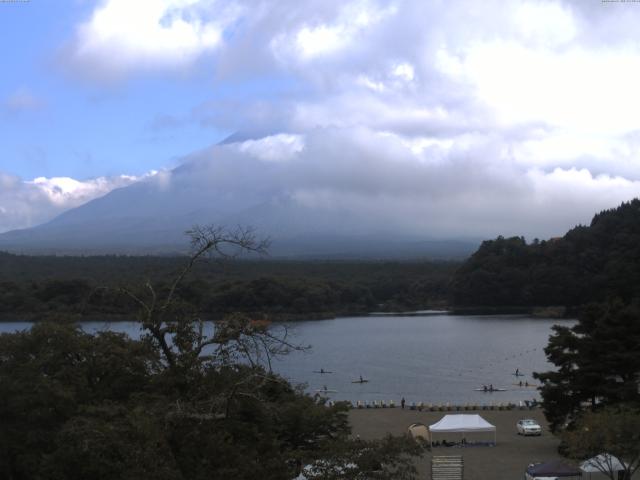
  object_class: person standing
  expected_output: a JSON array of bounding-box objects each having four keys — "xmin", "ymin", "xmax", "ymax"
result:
[{"xmin": 401, "ymin": 397, "xmax": 405, "ymax": 409}]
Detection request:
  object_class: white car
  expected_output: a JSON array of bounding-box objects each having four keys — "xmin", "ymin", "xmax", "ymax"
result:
[{"xmin": 517, "ymin": 419, "xmax": 542, "ymax": 436}]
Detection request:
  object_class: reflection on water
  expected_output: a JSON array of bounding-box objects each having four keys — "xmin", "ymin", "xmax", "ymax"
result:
[{"xmin": 0, "ymin": 314, "xmax": 572, "ymax": 404}]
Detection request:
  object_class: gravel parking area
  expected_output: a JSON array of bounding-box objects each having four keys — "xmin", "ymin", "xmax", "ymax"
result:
[{"xmin": 348, "ymin": 407, "xmax": 568, "ymax": 479}]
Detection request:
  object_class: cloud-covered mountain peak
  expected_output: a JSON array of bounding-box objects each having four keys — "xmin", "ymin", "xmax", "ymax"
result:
[{"xmin": 2, "ymin": 126, "xmax": 640, "ymax": 257}]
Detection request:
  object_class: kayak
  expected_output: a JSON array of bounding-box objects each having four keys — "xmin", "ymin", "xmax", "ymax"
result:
[
  {"xmin": 313, "ymin": 370, "xmax": 333, "ymax": 374},
  {"xmin": 474, "ymin": 388, "xmax": 507, "ymax": 392},
  {"xmin": 352, "ymin": 380, "xmax": 369, "ymax": 383}
]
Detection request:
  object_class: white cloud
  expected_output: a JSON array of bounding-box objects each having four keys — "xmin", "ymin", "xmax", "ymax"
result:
[
  {"xmin": 270, "ymin": 0, "xmax": 396, "ymax": 62},
  {"xmin": 236, "ymin": 134, "xmax": 304, "ymax": 162},
  {"xmin": 513, "ymin": 1, "xmax": 577, "ymax": 47},
  {"xmin": 179, "ymin": 127, "xmax": 640, "ymax": 239},
  {"xmin": 356, "ymin": 75, "xmax": 386, "ymax": 92},
  {"xmin": 48, "ymin": 0, "xmax": 640, "ymax": 240},
  {"xmin": 66, "ymin": 0, "xmax": 244, "ymax": 79},
  {"xmin": 295, "ymin": 25, "xmax": 344, "ymax": 59},
  {"xmin": 0, "ymin": 171, "xmax": 154, "ymax": 233},
  {"xmin": 392, "ymin": 62, "xmax": 414, "ymax": 82},
  {"xmin": 449, "ymin": 42, "xmax": 640, "ymax": 134},
  {"xmin": 27, "ymin": 173, "xmax": 151, "ymax": 206}
]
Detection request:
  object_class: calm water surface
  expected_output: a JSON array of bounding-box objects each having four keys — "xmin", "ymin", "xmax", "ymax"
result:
[{"xmin": 1, "ymin": 314, "xmax": 571, "ymax": 405}]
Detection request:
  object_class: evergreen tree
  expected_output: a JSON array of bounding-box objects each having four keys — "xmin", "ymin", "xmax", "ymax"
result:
[{"xmin": 535, "ymin": 300, "xmax": 640, "ymax": 432}]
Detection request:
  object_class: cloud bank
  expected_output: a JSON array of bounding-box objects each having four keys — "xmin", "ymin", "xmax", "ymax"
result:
[
  {"xmin": 188, "ymin": 128, "xmax": 640, "ymax": 239},
  {"xmin": 0, "ymin": 172, "xmax": 153, "ymax": 233},
  {"xmin": 66, "ymin": 0, "xmax": 245, "ymax": 80},
  {"xmin": 18, "ymin": 0, "xmax": 640, "ymax": 239}
]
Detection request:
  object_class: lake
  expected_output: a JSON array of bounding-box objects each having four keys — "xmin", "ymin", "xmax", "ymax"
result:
[{"xmin": 0, "ymin": 314, "xmax": 570, "ymax": 405}]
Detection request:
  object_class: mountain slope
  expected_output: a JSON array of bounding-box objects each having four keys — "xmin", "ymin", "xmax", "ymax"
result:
[{"xmin": 0, "ymin": 150, "xmax": 478, "ymax": 258}]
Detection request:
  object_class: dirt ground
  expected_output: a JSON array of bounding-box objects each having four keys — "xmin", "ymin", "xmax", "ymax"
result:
[{"xmin": 348, "ymin": 407, "xmax": 570, "ymax": 480}]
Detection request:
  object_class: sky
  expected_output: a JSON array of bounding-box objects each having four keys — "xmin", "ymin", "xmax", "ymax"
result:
[{"xmin": 2, "ymin": 0, "xmax": 640, "ymax": 238}]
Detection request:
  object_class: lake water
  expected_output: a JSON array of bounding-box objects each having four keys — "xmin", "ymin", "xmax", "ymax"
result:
[{"xmin": 0, "ymin": 314, "xmax": 570, "ymax": 405}]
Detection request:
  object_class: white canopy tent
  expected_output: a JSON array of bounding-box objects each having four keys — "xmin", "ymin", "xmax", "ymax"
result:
[
  {"xmin": 428, "ymin": 414, "xmax": 496, "ymax": 446},
  {"xmin": 580, "ymin": 453, "xmax": 626, "ymax": 478}
]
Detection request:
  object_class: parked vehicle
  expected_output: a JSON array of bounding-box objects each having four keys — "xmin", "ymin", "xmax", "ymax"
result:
[{"xmin": 517, "ymin": 419, "xmax": 542, "ymax": 436}]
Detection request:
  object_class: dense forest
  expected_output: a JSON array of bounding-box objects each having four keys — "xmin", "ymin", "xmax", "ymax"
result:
[
  {"xmin": 0, "ymin": 254, "xmax": 457, "ymax": 320},
  {"xmin": 451, "ymin": 199, "xmax": 640, "ymax": 310},
  {"xmin": 450, "ymin": 199, "xmax": 640, "ymax": 475},
  {"xmin": 0, "ymin": 227, "xmax": 424, "ymax": 479},
  {"xmin": 4, "ymin": 198, "xmax": 640, "ymax": 320}
]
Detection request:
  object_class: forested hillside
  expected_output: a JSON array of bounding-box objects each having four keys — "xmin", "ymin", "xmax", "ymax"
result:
[
  {"xmin": 451, "ymin": 199, "xmax": 640, "ymax": 308},
  {"xmin": 0, "ymin": 255, "xmax": 457, "ymax": 319},
  {"xmin": 0, "ymin": 225, "xmax": 425, "ymax": 479}
]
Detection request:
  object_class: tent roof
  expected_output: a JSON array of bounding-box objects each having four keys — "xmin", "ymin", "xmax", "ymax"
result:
[
  {"xmin": 580, "ymin": 454, "xmax": 626, "ymax": 473},
  {"xmin": 526, "ymin": 460, "xmax": 582, "ymax": 477},
  {"xmin": 429, "ymin": 414, "xmax": 496, "ymax": 433}
]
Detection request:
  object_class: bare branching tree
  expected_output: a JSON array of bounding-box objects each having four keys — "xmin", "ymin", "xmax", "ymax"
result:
[
  {"xmin": 117, "ymin": 225, "xmax": 303, "ymax": 372},
  {"xmin": 112, "ymin": 225, "xmax": 312, "ymax": 419}
]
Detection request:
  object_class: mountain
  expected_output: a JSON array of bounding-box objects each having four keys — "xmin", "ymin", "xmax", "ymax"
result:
[
  {"xmin": 450, "ymin": 199, "xmax": 640, "ymax": 307},
  {"xmin": 0, "ymin": 148, "xmax": 478, "ymax": 259}
]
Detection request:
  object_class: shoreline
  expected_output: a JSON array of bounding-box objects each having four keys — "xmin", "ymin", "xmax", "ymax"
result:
[
  {"xmin": 0, "ymin": 306, "xmax": 577, "ymax": 323},
  {"xmin": 339, "ymin": 400, "xmax": 540, "ymax": 412}
]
